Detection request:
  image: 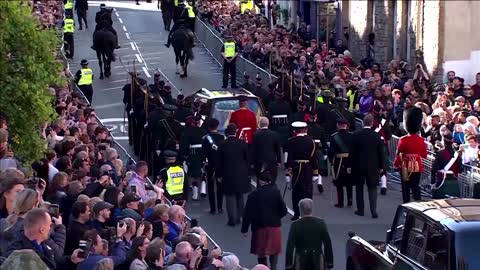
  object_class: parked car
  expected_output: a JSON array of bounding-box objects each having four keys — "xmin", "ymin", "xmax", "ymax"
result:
[{"xmin": 346, "ymin": 198, "xmax": 480, "ymax": 270}]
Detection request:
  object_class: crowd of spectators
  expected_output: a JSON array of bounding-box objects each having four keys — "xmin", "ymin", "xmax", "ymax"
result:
[
  {"xmin": 198, "ymin": 0, "xmax": 480, "ymax": 170},
  {"xmin": 0, "ymin": 1, "xmax": 260, "ymax": 269}
]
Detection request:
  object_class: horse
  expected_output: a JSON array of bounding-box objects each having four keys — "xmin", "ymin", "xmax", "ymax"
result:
[
  {"xmin": 171, "ymin": 25, "xmax": 194, "ymax": 78},
  {"xmin": 92, "ymin": 28, "xmax": 116, "ymax": 79}
]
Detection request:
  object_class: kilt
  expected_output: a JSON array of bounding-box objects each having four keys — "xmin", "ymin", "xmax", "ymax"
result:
[{"xmin": 251, "ymin": 226, "xmax": 282, "ymax": 256}]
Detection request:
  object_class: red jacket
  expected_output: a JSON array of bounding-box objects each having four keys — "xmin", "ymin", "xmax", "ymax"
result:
[
  {"xmin": 230, "ymin": 108, "xmax": 257, "ymax": 144},
  {"xmin": 393, "ymin": 134, "xmax": 428, "ymax": 171}
]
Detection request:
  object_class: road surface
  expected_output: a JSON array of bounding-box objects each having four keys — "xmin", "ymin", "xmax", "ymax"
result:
[{"xmin": 71, "ymin": 2, "xmax": 404, "ymax": 269}]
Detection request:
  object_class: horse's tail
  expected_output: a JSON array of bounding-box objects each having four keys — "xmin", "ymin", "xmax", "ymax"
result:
[{"xmin": 187, "ymin": 47, "xmax": 194, "ymax": 60}]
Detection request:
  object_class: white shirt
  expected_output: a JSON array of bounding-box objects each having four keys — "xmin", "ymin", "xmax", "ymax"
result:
[{"xmin": 48, "ymin": 163, "xmax": 59, "ymax": 182}]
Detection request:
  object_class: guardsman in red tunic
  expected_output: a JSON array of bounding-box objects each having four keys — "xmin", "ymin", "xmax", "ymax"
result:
[
  {"xmin": 229, "ymin": 95, "xmax": 257, "ymax": 144},
  {"xmin": 393, "ymin": 107, "xmax": 428, "ymax": 203}
]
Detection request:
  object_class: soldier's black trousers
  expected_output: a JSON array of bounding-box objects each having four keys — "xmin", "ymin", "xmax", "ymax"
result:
[
  {"xmin": 292, "ymin": 188, "xmax": 312, "ymax": 218},
  {"xmin": 63, "ymin": 33, "xmax": 74, "ymax": 59},
  {"xmin": 401, "ymin": 172, "xmax": 421, "ymax": 203},
  {"xmin": 77, "ymin": 9, "xmax": 88, "ymax": 29},
  {"xmin": 223, "ymin": 59, "xmax": 237, "ymax": 88},
  {"xmin": 79, "ymin": 85, "xmax": 93, "ymax": 104},
  {"xmin": 336, "ymin": 184, "xmax": 352, "ymax": 206},
  {"xmin": 207, "ymin": 167, "xmax": 223, "ymax": 212}
]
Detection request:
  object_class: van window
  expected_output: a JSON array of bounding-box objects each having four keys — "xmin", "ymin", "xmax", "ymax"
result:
[
  {"xmin": 389, "ymin": 207, "xmax": 407, "ymax": 250},
  {"xmin": 404, "ymin": 216, "xmax": 427, "ymax": 264}
]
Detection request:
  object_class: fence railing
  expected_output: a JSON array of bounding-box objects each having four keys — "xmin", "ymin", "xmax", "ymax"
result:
[{"xmin": 195, "ymin": 16, "xmax": 480, "ymax": 199}]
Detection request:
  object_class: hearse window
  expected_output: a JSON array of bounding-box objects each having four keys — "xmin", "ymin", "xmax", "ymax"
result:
[
  {"xmin": 404, "ymin": 215, "xmax": 427, "ymax": 264},
  {"xmin": 424, "ymin": 226, "xmax": 448, "ymax": 270},
  {"xmin": 389, "ymin": 207, "xmax": 407, "ymax": 250}
]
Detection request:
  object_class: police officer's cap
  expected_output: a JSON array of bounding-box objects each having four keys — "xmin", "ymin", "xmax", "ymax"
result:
[
  {"xmin": 336, "ymin": 118, "xmax": 349, "ymax": 125},
  {"xmin": 163, "ymin": 150, "xmax": 178, "ymax": 158},
  {"xmin": 80, "ymin": 59, "xmax": 89, "ymax": 65},
  {"xmin": 291, "ymin": 121, "xmax": 307, "ymax": 128},
  {"xmin": 238, "ymin": 95, "xmax": 248, "ymax": 103},
  {"xmin": 321, "ymin": 89, "xmax": 333, "ymax": 97},
  {"xmin": 163, "ymin": 104, "xmax": 178, "ymax": 112},
  {"xmin": 100, "ymin": 3, "xmax": 106, "ymax": 8},
  {"xmin": 335, "ymin": 97, "xmax": 348, "ymax": 103}
]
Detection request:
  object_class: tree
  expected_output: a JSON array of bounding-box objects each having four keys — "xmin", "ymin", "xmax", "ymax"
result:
[{"xmin": 0, "ymin": 2, "xmax": 65, "ymax": 165}]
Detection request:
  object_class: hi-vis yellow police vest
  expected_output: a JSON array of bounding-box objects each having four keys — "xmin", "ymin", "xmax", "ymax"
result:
[
  {"xmin": 316, "ymin": 96, "xmax": 324, "ymax": 104},
  {"xmin": 184, "ymin": 3, "xmax": 195, "ymax": 18},
  {"xmin": 174, "ymin": 0, "xmax": 178, "ymax": 6},
  {"xmin": 166, "ymin": 166, "xmax": 185, "ymax": 195},
  {"xmin": 64, "ymin": 0, "xmax": 73, "ymax": 10},
  {"xmin": 346, "ymin": 89, "xmax": 355, "ymax": 110},
  {"xmin": 224, "ymin": 42, "xmax": 236, "ymax": 58},
  {"xmin": 63, "ymin": 18, "xmax": 74, "ymax": 33},
  {"xmin": 78, "ymin": 68, "xmax": 93, "ymax": 85},
  {"xmin": 240, "ymin": 0, "xmax": 254, "ymax": 14}
]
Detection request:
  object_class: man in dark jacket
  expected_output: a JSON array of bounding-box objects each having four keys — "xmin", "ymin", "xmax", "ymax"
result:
[
  {"xmin": 6, "ymin": 209, "xmax": 73, "ymax": 269},
  {"xmin": 351, "ymin": 114, "xmax": 385, "ymax": 218},
  {"xmin": 65, "ymin": 201, "xmax": 92, "ymax": 255},
  {"xmin": 285, "ymin": 198, "xmax": 333, "ymax": 270},
  {"xmin": 216, "ymin": 123, "xmax": 251, "ymax": 226},
  {"xmin": 75, "ymin": 0, "xmax": 88, "ymax": 29},
  {"xmin": 252, "ymin": 117, "xmax": 282, "ymax": 183}
]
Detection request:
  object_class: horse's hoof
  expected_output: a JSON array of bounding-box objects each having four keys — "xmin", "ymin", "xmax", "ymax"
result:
[
  {"xmin": 180, "ymin": 74, "xmax": 187, "ymax": 78},
  {"xmin": 100, "ymin": 75, "xmax": 104, "ymax": 80}
]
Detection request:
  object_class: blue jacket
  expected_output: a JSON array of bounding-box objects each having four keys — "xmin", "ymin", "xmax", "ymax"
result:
[
  {"xmin": 76, "ymin": 241, "xmax": 127, "ymax": 270},
  {"xmin": 166, "ymin": 220, "xmax": 182, "ymax": 243}
]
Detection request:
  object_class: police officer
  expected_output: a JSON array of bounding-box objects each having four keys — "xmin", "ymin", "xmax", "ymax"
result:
[
  {"xmin": 157, "ymin": 150, "xmax": 186, "ymax": 204},
  {"xmin": 74, "ymin": 60, "xmax": 93, "ymax": 104},
  {"xmin": 268, "ymin": 88, "xmax": 291, "ymax": 148},
  {"xmin": 186, "ymin": 0, "xmax": 196, "ymax": 33},
  {"xmin": 240, "ymin": 0, "xmax": 254, "ymax": 13},
  {"xmin": 63, "ymin": 13, "xmax": 75, "ymax": 59},
  {"xmin": 174, "ymin": 95, "xmax": 192, "ymax": 125},
  {"xmin": 328, "ymin": 118, "xmax": 354, "ymax": 207},
  {"xmin": 285, "ymin": 121, "xmax": 319, "ymax": 220},
  {"xmin": 180, "ymin": 114, "xmax": 207, "ymax": 201},
  {"xmin": 164, "ymin": 0, "xmax": 195, "ymax": 48},
  {"xmin": 64, "ymin": 0, "xmax": 74, "ymax": 16},
  {"xmin": 75, "ymin": 0, "xmax": 89, "ymax": 30},
  {"xmin": 221, "ymin": 34, "xmax": 238, "ymax": 89},
  {"xmin": 306, "ymin": 110, "xmax": 328, "ymax": 194}
]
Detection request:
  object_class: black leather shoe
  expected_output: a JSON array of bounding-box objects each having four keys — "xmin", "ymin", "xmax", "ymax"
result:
[
  {"xmin": 372, "ymin": 213, "xmax": 379, "ymax": 219},
  {"xmin": 334, "ymin": 204, "xmax": 344, "ymax": 208},
  {"xmin": 209, "ymin": 210, "xmax": 216, "ymax": 215},
  {"xmin": 347, "ymin": 200, "xmax": 353, "ymax": 207},
  {"xmin": 226, "ymin": 222, "xmax": 236, "ymax": 227},
  {"xmin": 380, "ymin": 188, "xmax": 387, "ymax": 195},
  {"xmin": 164, "ymin": 43, "xmax": 170, "ymax": 48},
  {"xmin": 354, "ymin": 211, "xmax": 364, "ymax": 216},
  {"xmin": 218, "ymin": 209, "xmax": 223, "ymax": 214},
  {"xmin": 317, "ymin": 184, "xmax": 324, "ymax": 194},
  {"xmin": 291, "ymin": 216, "xmax": 299, "ymax": 221},
  {"xmin": 115, "ymin": 45, "xmax": 121, "ymax": 49}
]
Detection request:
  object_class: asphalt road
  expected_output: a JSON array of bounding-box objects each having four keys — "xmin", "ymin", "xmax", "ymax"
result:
[{"xmin": 71, "ymin": 1, "xmax": 405, "ymax": 269}]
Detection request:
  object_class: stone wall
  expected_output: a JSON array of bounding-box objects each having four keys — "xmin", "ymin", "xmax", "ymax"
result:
[
  {"xmin": 346, "ymin": 0, "xmax": 372, "ymax": 63},
  {"xmin": 372, "ymin": 0, "xmax": 394, "ymax": 67}
]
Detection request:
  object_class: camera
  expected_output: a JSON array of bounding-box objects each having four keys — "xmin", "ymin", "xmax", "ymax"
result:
[
  {"xmin": 49, "ymin": 204, "xmax": 60, "ymax": 218},
  {"xmin": 78, "ymin": 240, "xmax": 92, "ymax": 259}
]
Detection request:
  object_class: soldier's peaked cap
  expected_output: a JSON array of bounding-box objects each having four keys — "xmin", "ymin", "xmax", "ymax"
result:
[
  {"xmin": 291, "ymin": 121, "xmax": 307, "ymax": 128},
  {"xmin": 163, "ymin": 150, "xmax": 178, "ymax": 158},
  {"xmin": 80, "ymin": 59, "xmax": 89, "ymax": 65},
  {"xmin": 100, "ymin": 3, "xmax": 106, "ymax": 8}
]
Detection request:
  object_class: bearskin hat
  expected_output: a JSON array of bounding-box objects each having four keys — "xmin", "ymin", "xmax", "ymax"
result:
[{"xmin": 404, "ymin": 107, "xmax": 423, "ymax": 134}]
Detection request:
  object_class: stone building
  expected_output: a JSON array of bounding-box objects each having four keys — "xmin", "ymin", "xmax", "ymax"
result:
[{"xmin": 284, "ymin": 0, "xmax": 480, "ymax": 83}]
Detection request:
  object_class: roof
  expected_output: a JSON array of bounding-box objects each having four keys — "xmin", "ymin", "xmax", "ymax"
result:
[
  {"xmin": 192, "ymin": 88, "xmax": 257, "ymax": 100},
  {"xmin": 403, "ymin": 199, "xmax": 480, "ymax": 231}
]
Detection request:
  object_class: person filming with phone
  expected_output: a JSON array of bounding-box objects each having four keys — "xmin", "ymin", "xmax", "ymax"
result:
[{"xmin": 76, "ymin": 225, "xmax": 128, "ymax": 270}]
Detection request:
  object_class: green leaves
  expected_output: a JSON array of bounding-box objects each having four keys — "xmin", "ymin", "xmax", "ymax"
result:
[{"xmin": 0, "ymin": 2, "xmax": 64, "ymax": 165}]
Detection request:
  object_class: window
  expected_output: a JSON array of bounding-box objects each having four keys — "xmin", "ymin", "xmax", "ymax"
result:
[
  {"xmin": 423, "ymin": 226, "xmax": 448, "ymax": 270},
  {"xmin": 404, "ymin": 216, "xmax": 427, "ymax": 264},
  {"xmin": 211, "ymin": 98, "xmax": 262, "ymax": 132},
  {"xmin": 389, "ymin": 207, "xmax": 407, "ymax": 250}
]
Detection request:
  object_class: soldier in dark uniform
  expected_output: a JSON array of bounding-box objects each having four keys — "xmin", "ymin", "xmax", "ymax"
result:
[
  {"xmin": 147, "ymin": 99, "xmax": 166, "ymax": 176},
  {"xmin": 316, "ymin": 89, "xmax": 336, "ymax": 136},
  {"xmin": 148, "ymin": 73, "xmax": 163, "ymax": 96},
  {"xmin": 240, "ymin": 72, "xmax": 254, "ymax": 92},
  {"xmin": 330, "ymin": 97, "xmax": 356, "ymax": 132},
  {"xmin": 161, "ymin": 85, "xmax": 176, "ymax": 105},
  {"xmin": 174, "ymin": 95, "xmax": 192, "ymax": 125},
  {"xmin": 285, "ymin": 122, "xmax": 319, "ymax": 220},
  {"xmin": 202, "ymin": 118, "xmax": 225, "ymax": 214},
  {"xmin": 268, "ymin": 88, "xmax": 291, "ymax": 149},
  {"xmin": 122, "ymin": 72, "xmax": 143, "ymax": 146},
  {"xmin": 306, "ymin": 110, "xmax": 328, "ymax": 194},
  {"xmin": 288, "ymin": 100, "xmax": 307, "ymax": 139},
  {"xmin": 252, "ymin": 75, "xmax": 269, "ymax": 101},
  {"xmin": 180, "ymin": 114, "xmax": 208, "ymax": 200},
  {"xmin": 372, "ymin": 101, "xmax": 392, "ymax": 195},
  {"xmin": 328, "ymin": 118, "xmax": 354, "ymax": 207},
  {"xmin": 263, "ymin": 83, "xmax": 276, "ymax": 110},
  {"xmin": 153, "ymin": 104, "xmax": 184, "ymax": 180}
]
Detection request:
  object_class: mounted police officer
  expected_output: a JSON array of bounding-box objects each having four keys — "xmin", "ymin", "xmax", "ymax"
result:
[
  {"xmin": 328, "ymin": 118, "xmax": 354, "ymax": 207},
  {"xmin": 157, "ymin": 150, "xmax": 186, "ymax": 204},
  {"xmin": 221, "ymin": 34, "xmax": 238, "ymax": 89},
  {"xmin": 74, "ymin": 60, "xmax": 94, "ymax": 104},
  {"xmin": 93, "ymin": 3, "xmax": 120, "ymax": 49},
  {"xmin": 180, "ymin": 114, "xmax": 208, "ymax": 201},
  {"xmin": 63, "ymin": 13, "xmax": 75, "ymax": 59},
  {"xmin": 164, "ymin": 0, "xmax": 196, "ymax": 48},
  {"xmin": 267, "ymin": 88, "xmax": 290, "ymax": 148},
  {"xmin": 306, "ymin": 110, "xmax": 328, "ymax": 194},
  {"xmin": 285, "ymin": 121, "xmax": 319, "ymax": 221}
]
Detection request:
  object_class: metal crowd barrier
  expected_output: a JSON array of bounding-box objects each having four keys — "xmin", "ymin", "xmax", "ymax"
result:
[{"xmin": 195, "ymin": 15, "xmax": 480, "ymax": 199}]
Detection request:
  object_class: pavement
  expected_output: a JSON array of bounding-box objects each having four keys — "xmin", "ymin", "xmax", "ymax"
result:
[{"xmin": 71, "ymin": 1, "xmax": 405, "ymax": 269}]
